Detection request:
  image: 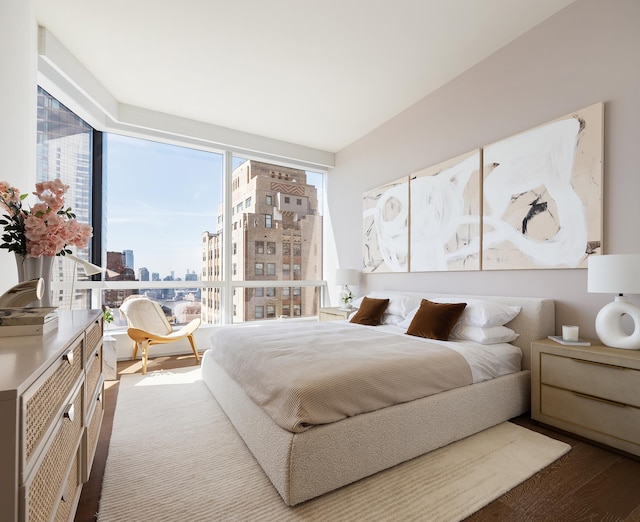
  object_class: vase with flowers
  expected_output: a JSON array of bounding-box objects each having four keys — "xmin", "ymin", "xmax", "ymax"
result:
[{"xmin": 0, "ymin": 179, "xmax": 93, "ymax": 307}]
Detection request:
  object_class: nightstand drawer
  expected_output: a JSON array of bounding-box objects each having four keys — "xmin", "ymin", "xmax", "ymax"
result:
[
  {"xmin": 541, "ymin": 384, "xmax": 640, "ymax": 448},
  {"xmin": 540, "ymin": 352, "xmax": 640, "ymax": 408}
]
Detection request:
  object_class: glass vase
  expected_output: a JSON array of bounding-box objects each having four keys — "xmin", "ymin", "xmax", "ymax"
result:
[{"xmin": 15, "ymin": 254, "xmax": 55, "ymax": 308}]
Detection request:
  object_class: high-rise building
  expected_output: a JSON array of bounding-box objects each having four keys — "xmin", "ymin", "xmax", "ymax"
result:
[
  {"xmin": 139, "ymin": 267, "xmax": 149, "ymax": 281},
  {"xmin": 202, "ymin": 160, "xmax": 322, "ymax": 323},
  {"xmin": 123, "ymin": 249, "xmax": 134, "ymax": 270},
  {"xmin": 104, "ymin": 251, "xmax": 137, "ymax": 307}
]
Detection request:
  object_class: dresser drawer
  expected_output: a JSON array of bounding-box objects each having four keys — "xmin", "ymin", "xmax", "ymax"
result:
[
  {"xmin": 540, "ymin": 352, "xmax": 640, "ymax": 408},
  {"xmin": 23, "ymin": 384, "xmax": 83, "ymax": 522},
  {"xmin": 22, "ymin": 337, "xmax": 84, "ymax": 470},
  {"xmin": 53, "ymin": 449, "xmax": 81, "ymax": 522},
  {"xmin": 85, "ymin": 345, "xmax": 102, "ymax": 413},
  {"xmin": 82, "ymin": 382, "xmax": 104, "ymax": 482},
  {"xmin": 84, "ymin": 319, "xmax": 103, "ymax": 366},
  {"xmin": 541, "ymin": 384, "xmax": 640, "ymax": 448}
]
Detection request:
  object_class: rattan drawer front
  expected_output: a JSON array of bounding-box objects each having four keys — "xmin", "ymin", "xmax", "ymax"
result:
[
  {"xmin": 84, "ymin": 319, "xmax": 102, "ymax": 365},
  {"xmin": 25, "ymin": 386, "xmax": 83, "ymax": 522},
  {"xmin": 541, "ymin": 384, "xmax": 640, "ymax": 448},
  {"xmin": 83, "ymin": 384, "xmax": 104, "ymax": 482},
  {"xmin": 23, "ymin": 338, "xmax": 84, "ymax": 466},
  {"xmin": 54, "ymin": 449, "xmax": 80, "ymax": 522},
  {"xmin": 541, "ymin": 352, "xmax": 640, "ymax": 408},
  {"xmin": 85, "ymin": 346, "xmax": 102, "ymax": 412}
]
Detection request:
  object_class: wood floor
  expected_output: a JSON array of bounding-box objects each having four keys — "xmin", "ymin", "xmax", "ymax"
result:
[{"xmin": 75, "ymin": 355, "xmax": 640, "ymax": 522}]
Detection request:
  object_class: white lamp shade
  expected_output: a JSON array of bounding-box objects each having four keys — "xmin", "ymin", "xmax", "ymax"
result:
[
  {"xmin": 335, "ymin": 268, "xmax": 359, "ymax": 286},
  {"xmin": 587, "ymin": 254, "xmax": 640, "ymax": 294}
]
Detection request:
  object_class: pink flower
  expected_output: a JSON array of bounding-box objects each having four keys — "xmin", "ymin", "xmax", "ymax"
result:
[{"xmin": 0, "ymin": 179, "xmax": 93, "ymax": 258}]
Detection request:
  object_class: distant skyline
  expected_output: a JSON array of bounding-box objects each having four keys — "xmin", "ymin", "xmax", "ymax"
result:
[
  {"xmin": 105, "ymin": 134, "xmax": 223, "ymax": 279},
  {"xmin": 105, "ymin": 134, "xmax": 324, "ymax": 279}
]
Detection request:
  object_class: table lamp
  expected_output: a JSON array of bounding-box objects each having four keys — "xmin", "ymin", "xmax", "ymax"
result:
[
  {"xmin": 587, "ymin": 254, "xmax": 640, "ymax": 349},
  {"xmin": 335, "ymin": 268, "xmax": 359, "ymax": 310}
]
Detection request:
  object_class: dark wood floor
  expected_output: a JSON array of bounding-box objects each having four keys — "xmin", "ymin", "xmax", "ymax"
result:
[{"xmin": 75, "ymin": 355, "xmax": 640, "ymax": 522}]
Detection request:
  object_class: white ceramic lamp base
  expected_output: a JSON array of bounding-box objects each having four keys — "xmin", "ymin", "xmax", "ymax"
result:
[{"xmin": 595, "ymin": 295, "xmax": 640, "ymax": 350}]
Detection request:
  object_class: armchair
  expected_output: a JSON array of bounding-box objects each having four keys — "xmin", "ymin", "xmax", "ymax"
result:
[{"xmin": 119, "ymin": 296, "xmax": 201, "ymax": 374}]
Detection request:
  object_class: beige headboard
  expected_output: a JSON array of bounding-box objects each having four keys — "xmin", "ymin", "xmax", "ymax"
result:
[{"xmin": 381, "ymin": 292, "xmax": 556, "ymax": 371}]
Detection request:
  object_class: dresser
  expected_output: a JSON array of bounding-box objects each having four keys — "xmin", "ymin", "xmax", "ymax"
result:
[
  {"xmin": 531, "ymin": 338, "xmax": 640, "ymax": 457},
  {"xmin": 0, "ymin": 310, "xmax": 104, "ymax": 522}
]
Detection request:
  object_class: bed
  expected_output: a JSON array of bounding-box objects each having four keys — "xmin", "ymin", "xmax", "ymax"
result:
[{"xmin": 202, "ymin": 292, "xmax": 555, "ymax": 506}]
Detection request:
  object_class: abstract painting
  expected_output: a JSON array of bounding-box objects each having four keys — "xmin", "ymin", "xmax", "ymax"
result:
[
  {"xmin": 409, "ymin": 149, "xmax": 481, "ymax": 271},
  {"xmin": 482, "ymin": 102, "xmax": 603, "ymax": 270},
  {"xmin": 362, "ymin": 176, "xmax": 409, "ymax": 273}
]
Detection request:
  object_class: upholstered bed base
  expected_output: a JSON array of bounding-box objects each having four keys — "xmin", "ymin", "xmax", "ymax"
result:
[{"xmin": 201, "ymin": 294, "xmax": 554, "ymax": 506}]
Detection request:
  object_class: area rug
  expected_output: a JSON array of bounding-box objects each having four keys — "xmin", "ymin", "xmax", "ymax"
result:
[{"xmin": 98, "ymin": 367, "xmax": 570, "ymax": 522}]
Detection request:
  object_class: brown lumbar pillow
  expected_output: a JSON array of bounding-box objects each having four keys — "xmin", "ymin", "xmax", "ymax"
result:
[
  {"xmin": 405, "ymin": 299, "xmax": 467, "ymax": 340},
  {"xmin": 349, "ymin": 297, "xmax": 390, "ymax": 326}
]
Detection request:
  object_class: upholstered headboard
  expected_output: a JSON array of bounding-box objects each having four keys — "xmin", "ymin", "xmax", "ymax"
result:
[{"xmin": 379, "ymin": 292, "xmax": 555, "ymax": 371}]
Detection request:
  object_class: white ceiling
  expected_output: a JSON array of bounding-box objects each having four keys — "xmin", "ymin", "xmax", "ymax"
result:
[{"xmin": 31, "ymin": 0, "xmax": 575, "ymax": 153}]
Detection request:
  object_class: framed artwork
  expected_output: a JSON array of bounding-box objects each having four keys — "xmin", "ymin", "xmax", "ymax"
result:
[
  {"xmin": 409, "ymin": 149, "xmax": 481, "ymax": 271},
  {"xmin": 362, "ymin": 176, "xmax": 409, "ymax": 273},
  {"xmin": 482, "ymin": 102, "xmax": 603, "ymax": 270}
]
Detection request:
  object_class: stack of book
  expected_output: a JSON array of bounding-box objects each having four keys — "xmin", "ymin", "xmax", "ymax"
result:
[{"xmin": 0, "ymin": 307, "xmax": 59, "ymax": 337}]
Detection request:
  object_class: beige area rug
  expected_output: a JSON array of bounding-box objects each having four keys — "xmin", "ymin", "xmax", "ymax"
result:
[{"xmin": 98, "ymin": 367, "xmax": 570, "ymax": 522}]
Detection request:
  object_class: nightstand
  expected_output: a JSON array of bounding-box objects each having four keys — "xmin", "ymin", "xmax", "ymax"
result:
[
  {"xmin": 319, "ymin": 307, "xmax": 352, "ymax": 322},
  {"xmin": 531, "ymin": 338, "xmax": 640, "ymax": 457}
]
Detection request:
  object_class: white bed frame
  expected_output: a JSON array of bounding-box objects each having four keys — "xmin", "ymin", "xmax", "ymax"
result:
[{"xmin": 202, "ymin": 294, "xmax": 554, "ymax": 506}]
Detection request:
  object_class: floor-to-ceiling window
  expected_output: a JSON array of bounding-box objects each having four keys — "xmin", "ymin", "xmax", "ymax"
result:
[
  {"xmin": 37, "ymin": 87, "xmax": 94, "ymax": 309},
  {"xmin": 38, "ymin": 89, "xmax": 326, "ymax": 325}
]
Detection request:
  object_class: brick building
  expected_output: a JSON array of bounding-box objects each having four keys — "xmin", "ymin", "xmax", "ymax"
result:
[{"xmin": 202, "ymin": 160, "xmax": 322, "ymax": 323}]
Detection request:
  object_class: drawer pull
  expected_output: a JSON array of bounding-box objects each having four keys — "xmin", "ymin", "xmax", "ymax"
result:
[
  {"xmin": 572, "ymin": 391, "xmax": 626, "ymax": 408},
  {"xmin": 571, "ymin": 358, "xmax": 626, "ymax": 370},
  {"xmin": 64, "ymin": 403, "xmax": 75, "ymax": 423},
  {"xmin": 63, "ymin": 349, "xmax": 74, "ymax": 366}
]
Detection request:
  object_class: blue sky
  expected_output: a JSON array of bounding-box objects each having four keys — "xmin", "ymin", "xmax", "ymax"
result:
[{"xmin": 105, "ymin": 134, "xmax": 223, "ymax": 279}]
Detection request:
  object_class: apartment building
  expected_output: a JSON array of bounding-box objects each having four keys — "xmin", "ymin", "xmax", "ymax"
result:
[{"xmin": 202, "ymin": 160, "xmax": 322, "ymax": 323}]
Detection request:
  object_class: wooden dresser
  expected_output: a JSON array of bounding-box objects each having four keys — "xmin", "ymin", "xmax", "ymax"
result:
[
  {"xmin": 0, "ymin": 310, "xmax": 104, "ymax": 522},
  {"xmin": 531, "ymin": 338, "xmax": 640, "ymax": 457}
]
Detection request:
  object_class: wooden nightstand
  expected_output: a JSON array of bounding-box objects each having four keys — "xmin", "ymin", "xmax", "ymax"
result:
[
  {"xmin": 319, "ymin": 307, "xmax": 352, "ymax": 322},
  {"xmin": 531, "ymin": 338, "xmax": 640, "ymax": 457}
]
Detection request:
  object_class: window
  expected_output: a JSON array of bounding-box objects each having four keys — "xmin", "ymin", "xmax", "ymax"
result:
[
  {"xmin": 255, "ymin": 241, "xmax": 264, "ymax": 254},
  {"xmin": 282, "ymin": 242, "xmax": 291, "ymax": 255},
  {"xmin": 265, "ymin": 214, "xmax": 272, "ymax": 228},
  {"xmin": 255, "ymin": 287, "xmax": 264, "ymax": 297},
  {"xmin": 284, "ymin": 196, "xmax": 290, "ymax": 204},
  {"xmin": 293, "ymin": 264, "xmax": 301, "ymax": 277},
  {"xmin": 232, "ymin": 263, "xmax": 237, "ymax": 276},
  {"xmin": 265, "ymin": 195, "xmax": 272, "ymax": 205},
  {"xmin": 255, "ymin": 306, "xmax": 264, "ymax": 319},
  {"xmin": 266, "ymin": 287, "xmax": 276, "ymax": 297},
  {"xmin": 236, "ymin": 202, "xmax": 243, "ymax": 213},
  {"xmin": 266, "ymin": 242, "xmax": 276, "ymax": 255},
  {"xmin": 282, "ymin": 263, "xmax": 290, "ymax": 276},
  {"xmin": 266, "ymin": 263, "xmax": 276, "ymax": 276},
  {"xmin": 255, "ymin": 263, "xmax": 264, "ymax": 276},
  {"xmin": 293, "ymin": 287, "xmax": 301, "ymax": 296},
  {"xmin": 282, "ymin": 304, "xmax": 290, "ymax": 317},
  {"xmin": 293, "ymin": 243, "xmax": 301, "ymax": 256},
  {"xmin": 297, "ymin": 198, "xmax": 302, "ymax": 205},
  {"xmin": 245, "ymin": 197, "xmax": 252, "ymax": 208},
  {"xmin": 233, "ymin": 242, "xmax": 237, "ymax": 255},
  {"xmin": 266, "ymin": 305, "xmax": 276, "ymax": 318},
  {"xmin": 294, "ymin": 305, "xmax": 301, "ymax": 316},
  {"xmin": 282, "ymin": 287, "xmax": 290, "ymax": 297}
]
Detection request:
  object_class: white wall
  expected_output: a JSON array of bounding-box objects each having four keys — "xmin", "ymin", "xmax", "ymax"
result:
[
  {"xmin": 0, "ymin": 1, "xmax": 37, "ymax": 292},
  {"xmin": 326, "ymin": 0, "xmax": 640, "ymax": 338}
]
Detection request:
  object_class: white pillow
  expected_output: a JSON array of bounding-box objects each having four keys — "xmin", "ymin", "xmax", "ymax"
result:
[
  {"xmin": 433, "ymin": 298, "xmax": 521, "ymax": 327},
  {"xmin": 351, "ymin": 292, "xmax": 421, "ymax": 319},
  {"xmin": 450, "ymin": 324, "xmax": 519, "ymax": 345},
  {"xmin": 381, "ymin": 313, "xmax": 404, "ymax": 326}
]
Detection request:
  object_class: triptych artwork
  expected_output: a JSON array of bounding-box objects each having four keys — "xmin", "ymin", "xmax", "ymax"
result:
[{"xmin": 362, "ymin": 102, "xmax": 604, "ymax": 273}]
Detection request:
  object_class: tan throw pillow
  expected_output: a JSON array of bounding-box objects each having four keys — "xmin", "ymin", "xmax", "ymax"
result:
[
  {"xmin": 405, "ymin": 299, "xmax": 467, "ymax": 340},
  {"xmin": 349, "ymin": 297, "xmax": 390, "ymax": 326}
]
